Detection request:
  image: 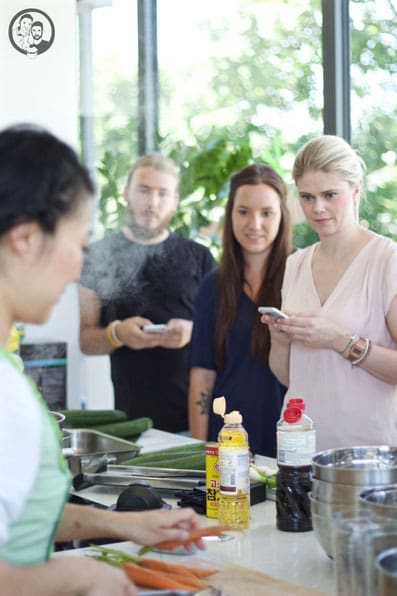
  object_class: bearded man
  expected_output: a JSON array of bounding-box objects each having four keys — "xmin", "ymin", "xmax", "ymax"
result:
[{"xmin": 79, "ymin": 154, "xmax": 215, "ymax": 432}]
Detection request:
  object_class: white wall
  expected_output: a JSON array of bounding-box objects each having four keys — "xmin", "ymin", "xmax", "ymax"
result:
[{"xmin": 0, "ymin": 0, "xmax": 113, "ymax": 408}]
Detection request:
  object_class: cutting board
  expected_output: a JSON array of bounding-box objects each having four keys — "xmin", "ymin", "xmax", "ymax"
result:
[{"xmin": 190, "ymin": 558, "xmax": 327, "ymax": 595}]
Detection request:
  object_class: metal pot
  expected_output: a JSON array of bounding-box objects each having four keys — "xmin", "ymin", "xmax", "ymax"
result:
[{"xmin": 312, "ymin": 446, "xmax": 397, "ymax": 486}]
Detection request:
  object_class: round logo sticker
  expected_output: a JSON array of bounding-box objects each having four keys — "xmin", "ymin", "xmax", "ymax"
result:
[{"xmin": 9, "ymin": 8, "xmax": 55, "ymax": 58}]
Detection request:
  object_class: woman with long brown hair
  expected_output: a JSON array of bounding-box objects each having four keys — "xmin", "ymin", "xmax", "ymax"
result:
[{"xmin": 188, "ymin": 163, "xmax": 291, "ymax": 456}]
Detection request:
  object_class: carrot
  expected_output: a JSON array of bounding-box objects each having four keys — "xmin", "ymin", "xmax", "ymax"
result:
[
  {"xmin": 152, "ymin": 570, "xmax": 206, "ymax": 590},
  {"xmin": 89, "ymin": 545, "xmax": 218, "ymax": 578},
  {"xmin": 153, "ymin": 524, "xmax": 231, "ymax": 551},
  {"xmin": 140, "ymin": 557, "xmax": 217, "ymax": 578},
  {"xmin": 122, "ymin": 561, "xmax": 198, "ymax": 590}
]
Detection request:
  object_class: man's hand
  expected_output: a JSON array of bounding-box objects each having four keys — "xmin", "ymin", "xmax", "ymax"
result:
[
  {"xmin": 159, "ymin": 319, "xmax": 193, "ymax": 349},
  {"xmin": 115, "ymin": 317, "xmax": 165, "ymax": 350},
  {"xmin": 116, "ymin": 317, "xmax": 193, "ymax": 350}
]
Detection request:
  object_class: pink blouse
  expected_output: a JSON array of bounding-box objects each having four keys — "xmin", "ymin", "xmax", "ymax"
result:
[{"xmin": 282, "ymin": 234, "xmax": 397, "ymax": 452}]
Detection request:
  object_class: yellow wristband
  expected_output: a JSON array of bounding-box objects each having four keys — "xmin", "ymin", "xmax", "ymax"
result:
[{"xmin": 106, "ymin": 320, "xmax": 123, "ymax": 349}]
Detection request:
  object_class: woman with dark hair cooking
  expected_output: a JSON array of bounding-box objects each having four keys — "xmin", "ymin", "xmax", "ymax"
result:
[{"xmin": 0, "ymin": 125, "xmax": 203, "ymax": 596}]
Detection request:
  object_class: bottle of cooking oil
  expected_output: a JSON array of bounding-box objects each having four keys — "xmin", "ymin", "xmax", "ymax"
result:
[{"xmin": 217, "ymin": 409, "xmax": 250, "ymax": 530}]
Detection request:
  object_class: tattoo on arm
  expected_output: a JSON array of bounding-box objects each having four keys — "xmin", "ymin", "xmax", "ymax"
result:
[{"xmin": 195, "ymin": 390, "xmax": 211, "ymax": 415}]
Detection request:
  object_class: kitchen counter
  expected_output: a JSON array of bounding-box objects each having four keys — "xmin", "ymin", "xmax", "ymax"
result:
[{"xmin": 60, "ymin": 429, "xmax": 336, "ymax": 594}]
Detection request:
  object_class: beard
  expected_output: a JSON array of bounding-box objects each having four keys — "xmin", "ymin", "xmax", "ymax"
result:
[{"xmin": 126, "ymin": 210, "xmax": 172, "ymax": 241}]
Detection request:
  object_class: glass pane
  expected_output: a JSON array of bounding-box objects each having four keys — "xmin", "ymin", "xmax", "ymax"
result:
[
  {"xmin": 81, "ymin": 0, "xmax": 138, "ymax": 235},
  {"xmin": 350, "ymin": 0, "xmax": 397, "ymax": 242},
  {"xmin": 157, "ymin": 0, "xmax": 323, "ymax": 248}
]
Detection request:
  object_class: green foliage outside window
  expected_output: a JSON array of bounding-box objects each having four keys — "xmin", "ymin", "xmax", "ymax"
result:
[{"xmin": 92, "ymin": 0, "xmax": 397, "ymax": 258}]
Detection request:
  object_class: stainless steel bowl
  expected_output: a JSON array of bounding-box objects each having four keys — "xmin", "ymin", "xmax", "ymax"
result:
[
  {"xmin": 360, "ymin": 486, "xmax": 397, "ymax": 521},
  {"xmin": 312, "ymin": 476, "xmax": 374, "ymax": 505},
  {"xmin": 311, "ymin": 509, "xmax": 334, "ymax": 559},
  {"xmin": 63, "ymin": 429, "xmax": 141, "ymax": 476},
  {"xmin": 309, "ymin": 493, "xmax": 360, "ymax": 558},
  {"xmin": 312, "ymin": 446, "xmax": 397, "ymax": 486},
  {"xmin": 309, "ymin": 493, "xmax": 360, "ymax": 518},
  {"xmin": 376, "ymin": 547, "xmax": 397, "ymax": 595}
]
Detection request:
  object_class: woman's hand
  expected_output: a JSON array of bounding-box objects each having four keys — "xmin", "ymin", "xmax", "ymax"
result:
[
  {"xmin": 118, "ymin": 507, "xmax": 205, "ymax": 551},
  {"xmin": 261, "ymin": 314, "xmax": 292, "ymax": 346},
  {"xmin": 0, "ymin": 557, "xmax": 137, "ymax": 596},
  {"xmin": 81, "ymin": 558, "xmax": 138, "ymax": 596},
  {"xmin": 264, "ymin": 312, "xmax": 348, "ymax": 352}
]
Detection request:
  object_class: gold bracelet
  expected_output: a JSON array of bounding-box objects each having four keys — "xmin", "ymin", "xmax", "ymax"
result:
[
  {"xmin": 339, "ymin": 334, "xmax": 356, "ymax": 356},
  {"xmin": 106, "ymin": 321, "xmax": 123, "ymax": 349}
]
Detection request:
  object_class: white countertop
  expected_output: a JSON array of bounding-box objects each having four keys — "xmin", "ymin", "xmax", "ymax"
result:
[{"xmin": 63, "ymin": 429, "xmax": 336, "ymax": 594}]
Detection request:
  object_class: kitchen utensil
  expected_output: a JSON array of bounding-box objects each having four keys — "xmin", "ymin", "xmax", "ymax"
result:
[
  {"xmin": 115, "ymin": 484, "xmax": 166, "ymax": 511},
  {"xmin": 312, "ymin": 446, "xmax": 397, "ymax": 486},
  {"xmin": 50, "ymin": 411, "xmax": 66, "ymax": 428},
  {"xmin": 361, "ymin": 522, "xmax": 397, "ymax": 595},
  {"xmin": 331, "ymin": 509, "xmax": 377, "ymax": 595},
  {"xmin": 311, "ymin": 476, "xmax": 373, "ymax": 504},
  {"xmin": 138, "ymin": 589, "xmax": 223, "ymax": 596},
  {"xmin": 309, "ymin": 492, "xmax": 361, "ymax": 558},
  {"xmin": 359, "ymin": 485, "xmax": 397, "ymax": 520},
  {"xmin": 110, "ymin": 464, "xmax": 205, "ymax": 478},
  {"xmin": 73, "ymin": 468, "xmax": 205, "ymax": 492},
  {"xmin": 376, "ymin": 547, "xmax": 397, "ymax": 596},
  {"xmin": 63, "ymin": 429, "xmax": 141, "ymax": 476}
]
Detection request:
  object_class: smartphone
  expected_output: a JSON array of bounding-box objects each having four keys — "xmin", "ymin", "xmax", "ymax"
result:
[
  {"xmin": 142, "ymin": 323, "xmax": 166, "ymax": 334},
  {"xmin": 258, "ymin": 307, "xmax": 289, "ymax": 320}
]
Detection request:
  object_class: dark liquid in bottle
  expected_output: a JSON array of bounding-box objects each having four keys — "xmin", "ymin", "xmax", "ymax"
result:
[{"xmin": 276, "ymin": 465, "xmax": 313, "ymax": 532}]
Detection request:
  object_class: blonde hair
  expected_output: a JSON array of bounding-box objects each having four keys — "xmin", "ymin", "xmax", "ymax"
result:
[
  {"xmin": 292, "ymin": 135, "xmax": 366, "ymax": 188},
  {"xmin": 126, "ymin": 153, "xmax": 179, "ymax": 186}
]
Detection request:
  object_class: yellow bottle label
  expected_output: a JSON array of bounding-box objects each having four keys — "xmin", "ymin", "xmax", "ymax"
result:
[{"xmin": 205, "ymin": 443, "xmax": 219, "ymax": 518}]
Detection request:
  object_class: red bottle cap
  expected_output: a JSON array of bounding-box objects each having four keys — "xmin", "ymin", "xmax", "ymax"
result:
[
  {"xmin": 283, "ymin": 406, "xmax": 302, "ymax": 423},
  {"xmin": 287, "ymin": 398, "xmax": 305, "ymax": 410}
]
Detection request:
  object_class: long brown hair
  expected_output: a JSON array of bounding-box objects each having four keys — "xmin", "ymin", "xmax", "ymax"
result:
[{"xmin": 214, "ymin": 163, "xmax": 291, "ymax": 369}]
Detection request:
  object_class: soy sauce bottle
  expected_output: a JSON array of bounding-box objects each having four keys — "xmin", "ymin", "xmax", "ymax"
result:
[{"xmin": 276, "ymin": 400, "xmax": 315, "ymax": 532}]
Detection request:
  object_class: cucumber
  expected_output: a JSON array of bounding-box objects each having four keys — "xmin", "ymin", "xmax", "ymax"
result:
[
  {"xmin": 122, "ymin": 443, "xmax": 206, "ymax": 467},
  {"xmin": 60, "ymin": 409, "xmax": 127, "ymax": 428},
  {"xmin": 92, "ymin": 417, "xmax": 153, "ymax": 438},
  {"xmin": 133, "ymin": 454, "xmax": 206, "ymax": 470}
]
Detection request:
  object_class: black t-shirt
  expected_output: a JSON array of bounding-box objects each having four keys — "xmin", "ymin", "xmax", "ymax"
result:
[{"xmin": 80, "ymin": 232, "xmax": 215, "ymax": 431}]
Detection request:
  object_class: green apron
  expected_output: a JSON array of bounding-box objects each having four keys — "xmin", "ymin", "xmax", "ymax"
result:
[{"xmin": 0, "ymin": 350, "xmax": 71, "ymax": 564}]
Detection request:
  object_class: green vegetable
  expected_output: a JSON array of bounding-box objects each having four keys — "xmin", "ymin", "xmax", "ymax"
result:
[
  {"xmin": 89, "ymin": 545, "xmax": 140, "ymax": 567},
  {"xmin": 60, "ymin": 409, "xmax": 127, "ymax": 428},
  {"xmin": 92, "ymin": 417, "xmax": 153, "ymax": 438},
  {"xmin": 122, "ymin": 443, "xmax": 206, "ymax": 468},
  {"xmin": 249, "ymin": 463, "xmax": 277, "ymax": 488},
  {"xmin": 126, "ymin": 453, "xmax": 205, "ymax": 470}
]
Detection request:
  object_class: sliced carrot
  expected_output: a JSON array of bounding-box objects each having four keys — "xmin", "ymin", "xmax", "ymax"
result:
[
  {"xmin": 123, "ymin": 561, "xmax": 197, "ymax": 590},
  {"xmin": 154, "ymin": 524, "xmax": 231, "ymax": 551},
  {"xmin": 140, "ymin": 557, "xmax": 217, "ymax": 578}
]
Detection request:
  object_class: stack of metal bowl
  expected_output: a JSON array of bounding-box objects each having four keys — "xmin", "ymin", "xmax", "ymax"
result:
[
  {"xmin": 360, "ymin": 485, "xmax": 397, "ymax": 521},
  {"xmin": 310, "ymin": 446, "xmax": 397, "ymax": 558}
]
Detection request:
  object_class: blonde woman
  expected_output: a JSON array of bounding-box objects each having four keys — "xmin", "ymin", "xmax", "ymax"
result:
[{"xmin": 262, "ymin": 135, "xmax": 397, "ymax": 451}]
